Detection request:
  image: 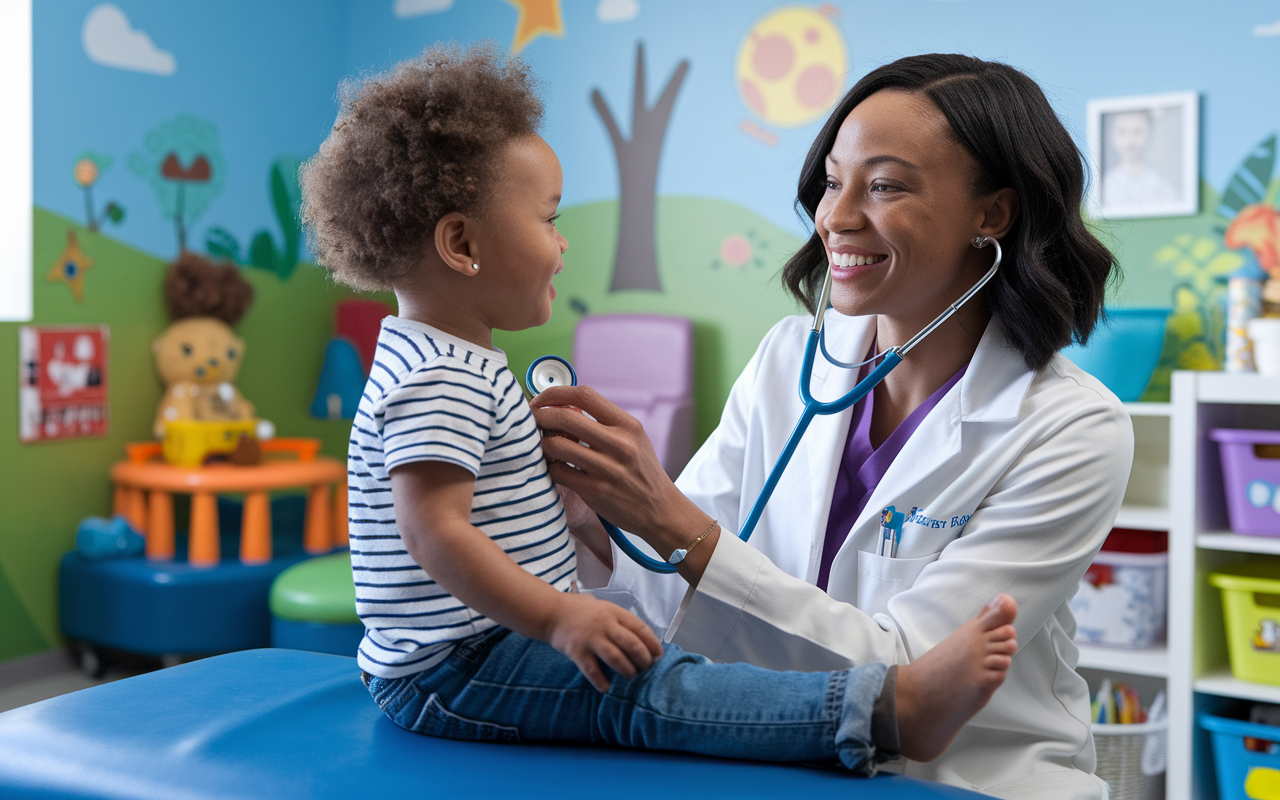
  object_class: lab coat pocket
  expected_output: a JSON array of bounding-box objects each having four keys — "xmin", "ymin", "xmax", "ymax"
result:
[{"xmin": 857, "ymin": 549, "xmax": 942, "ymax": 618}]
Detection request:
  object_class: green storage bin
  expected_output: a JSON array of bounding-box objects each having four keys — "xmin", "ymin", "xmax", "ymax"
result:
[
  {"xmin": 1208, "ymin": 560, "xmax": 1280, "ymax": 687},
  {"xmin": 270, "ymin": 552, "xmax": 359, "ymax": 624}
]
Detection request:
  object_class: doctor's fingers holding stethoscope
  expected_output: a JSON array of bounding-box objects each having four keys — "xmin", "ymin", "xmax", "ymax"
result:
[{"xmin": 530, "ymin": 385, "xmax": 720, "ymax": 574}]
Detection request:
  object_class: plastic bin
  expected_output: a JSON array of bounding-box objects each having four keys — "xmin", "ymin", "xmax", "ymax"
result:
[
  {"xmin": 1200, "ymin": 713, "xmax": 1280, "ymax": 800},
  {"xmin": 1210, "ymin": 428, "xmax": 1280, "ymax": 537},
  {"xmin": 1072, "ymin": 529, "xmax": 1168, "ymax": 648},
  {"xmin": 1209, "ymin": 561, "xmax": 1280, "ymax": 686},
  {"xmin": 1092, "ymin": 720, "xmax": 1166, "ymax": 800}
]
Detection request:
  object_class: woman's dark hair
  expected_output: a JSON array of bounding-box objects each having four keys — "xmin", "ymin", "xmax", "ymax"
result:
[
  {"xmin": 782, "ymin": 54, "xmax": 1116, "ymax": 371},
  {"xmin": 300, "ymin": 42, "xmax": 543, "ymax": 291}
]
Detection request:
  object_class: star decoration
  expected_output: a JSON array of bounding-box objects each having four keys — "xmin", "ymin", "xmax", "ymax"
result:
[
  {"xmin": 504, "ymin": 0, "xmax": 563, "ymax": 53},
  {"xmin": 48, "ymin": 231, "xmax": 94, "ymax": 303}
]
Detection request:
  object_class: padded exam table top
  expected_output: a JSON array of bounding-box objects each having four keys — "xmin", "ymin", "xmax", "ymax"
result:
[{"xmin": 0, "ymin": 649, "xmax": 985, "ymax": 799}]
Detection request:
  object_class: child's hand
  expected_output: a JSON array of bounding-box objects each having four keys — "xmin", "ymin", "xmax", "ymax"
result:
[{"xmin": 547, "ymin": 593, "xmax": 663, "ymax": 692}]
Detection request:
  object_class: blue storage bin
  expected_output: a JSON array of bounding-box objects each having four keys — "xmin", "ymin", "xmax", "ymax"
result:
[
  {"xmin": 1200, "ymin": 713, "xmax": 1280, "ymax": 800},
  {"xmin": 1060, "ymin": 308, "xmax": 1170, "ymax": 402}
]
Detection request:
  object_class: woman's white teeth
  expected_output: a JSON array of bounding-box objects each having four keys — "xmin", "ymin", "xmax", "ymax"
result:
[{"xmin": 831, "ymin": 253, "xmax": 887, "ymax": 267}]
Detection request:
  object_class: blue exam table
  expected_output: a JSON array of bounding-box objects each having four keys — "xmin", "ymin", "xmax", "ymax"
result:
[{"xmin": 0, "ymin": 649, "xmax": 987, "ymax": 799}]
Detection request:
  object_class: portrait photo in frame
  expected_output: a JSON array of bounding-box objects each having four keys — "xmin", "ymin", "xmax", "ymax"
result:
[{"xmin": 1087, "ymin": 91, "xmax": 1200, "ymax": 219}]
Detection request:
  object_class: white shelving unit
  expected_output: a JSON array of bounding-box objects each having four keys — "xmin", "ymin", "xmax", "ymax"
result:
[
  {"xmin": 1169, "ymin": 371, "xmax": 1280, "ymax": 800},
  {"xmin": 1074, "ymin": 375, "xmax": 1280, "ymax": 800}
]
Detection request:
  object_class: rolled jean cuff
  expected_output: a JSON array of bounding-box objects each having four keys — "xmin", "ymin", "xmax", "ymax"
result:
[
  {"xmin": 871, "ymin": 665, "xmax": 900, "ymax": 756},
  {"xmin": 833, "ymin": 661, "xmax": 890, "ymax": 776}
]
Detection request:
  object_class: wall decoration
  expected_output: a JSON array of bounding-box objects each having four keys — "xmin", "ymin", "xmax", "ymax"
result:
[
  {"xmin": 206, "ymin": 157, "xmax": 304, "ymax": 280},
  {"xmin": 73, "ymin": 151, "xmax": 125, "ymax": 232},
  {"xmin": 47, "ymin": 231, "xmax": 94, "ymax": 303},
  {"xmin": 81, "ymin": 3, "xmax": 176, "ymax": 76},
  {"xmin": 19, "ymin": 325, "xmax": 109, "ymax": 443},
  {"xmin": 129, "ymin": 114, "xmax": 227, "ymax": 253},
  {"xmin": 597, "ymin": 0, "xmax": 639, "ymax": 24},
  {"xmin": 592, "ymin": 42, "xmax": 689, "ymax": 292},
  {"xmin": 710, "ymin": 230, "xmax": 773, "ymax": 270},
  {"xmin": 1218, "ymin": 134, "xmax": 1280, "ymax": 316},
  {"xmin": 393, "ymin": 0, "xmax": 453, "ymax": 18},
  {"xmin": 736, "ymin": 5, "xmax": 846, "ymax": 142},
  {"xmin": 1087, "ymin": 91, "xmax": 1200, "ymax": 219},
  {"xmin": 504, "ymin": 0, "xmax": 564, "ymax": 53}
]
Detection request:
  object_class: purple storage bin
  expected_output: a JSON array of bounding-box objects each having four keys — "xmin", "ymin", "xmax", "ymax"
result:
[{"xmin": 1210, "ymin": 428, "xmax": 1280, "ymax": 537}]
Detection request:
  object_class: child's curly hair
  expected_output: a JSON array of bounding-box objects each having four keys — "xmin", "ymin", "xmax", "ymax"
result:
[{"xmin": 300, "ymin": 42, "xmax": 544, "ymax": 291}]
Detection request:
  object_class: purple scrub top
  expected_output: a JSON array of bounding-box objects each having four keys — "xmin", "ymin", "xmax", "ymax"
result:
[{"xmin": 815, "ymin": 360, "xmax": 967, "ymax": 591}]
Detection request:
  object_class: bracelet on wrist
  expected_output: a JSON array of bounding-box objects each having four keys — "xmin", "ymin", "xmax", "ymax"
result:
[{"xmin": 667, "ymin": 520, "xmax": 719, "ymax": 565}]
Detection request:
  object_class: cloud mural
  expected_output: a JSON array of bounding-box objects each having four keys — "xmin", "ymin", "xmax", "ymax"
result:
[
  {"xmin": 1253, "ymin": 19, "xmax": 1280, "ymax": 37},
  {"xmin": 597, "ymin": 0, "xmax": 640, "ymax": 24},
  {"xmin": 393, "ymin": 0, "xmax": 454, "ymax": 19},
  {"xmin": 81, "ymin": 4, "xmax": 175, "ymax": 76}
]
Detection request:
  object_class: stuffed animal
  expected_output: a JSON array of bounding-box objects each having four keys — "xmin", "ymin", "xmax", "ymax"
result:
[{"xmin": 151, "ymin": 253, "xmax": 262, "ymax": 443}]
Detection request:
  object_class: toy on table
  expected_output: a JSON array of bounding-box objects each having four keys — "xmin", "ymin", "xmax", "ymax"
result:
[{"xmin": 152, "ymin": 252, "xmax": 273, "ymax": 464}]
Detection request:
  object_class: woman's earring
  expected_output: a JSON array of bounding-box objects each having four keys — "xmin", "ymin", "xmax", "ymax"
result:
[
  {"xmin": 972, "ymin": 236, "xmax": 990, "ymax": 249},
  {"xmin": 471, "ymin": 263, "xmax": 480, "ymax": 272}
]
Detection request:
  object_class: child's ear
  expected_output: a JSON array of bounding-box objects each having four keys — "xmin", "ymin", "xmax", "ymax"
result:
[{"xmin": 434, "ymin": 212, "xmax": 479, "ymax": 276}]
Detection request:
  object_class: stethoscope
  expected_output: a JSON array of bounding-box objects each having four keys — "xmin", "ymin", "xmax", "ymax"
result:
[{"xmin": 526, "ymin": 237, "xmax": 1002, "ymax": 573}]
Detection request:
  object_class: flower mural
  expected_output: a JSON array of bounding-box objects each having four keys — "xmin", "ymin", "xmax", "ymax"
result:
[{"xmin": 129, "ymin": 114, "xmax": 227, "ymax": 253}]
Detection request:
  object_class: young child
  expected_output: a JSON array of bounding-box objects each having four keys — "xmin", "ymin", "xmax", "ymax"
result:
[{"xmin": 300, "ymin": 42, "xmax": 1019, "ymax": 775}]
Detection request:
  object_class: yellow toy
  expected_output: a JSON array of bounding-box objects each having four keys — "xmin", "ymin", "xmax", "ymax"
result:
[{"xmin": 152, "ymin": 253, "xmax": 272, "ymax": 463}]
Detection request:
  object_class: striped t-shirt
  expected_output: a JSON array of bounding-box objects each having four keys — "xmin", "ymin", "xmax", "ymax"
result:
[{"xmin": 349, "ymin": 317, "xmax": 577, "ymax": 678}]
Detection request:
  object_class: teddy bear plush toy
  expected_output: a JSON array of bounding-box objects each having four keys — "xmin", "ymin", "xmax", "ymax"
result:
[{"xmin": 152, "ymin": 253, "xmax": 269, "ymax": 453}]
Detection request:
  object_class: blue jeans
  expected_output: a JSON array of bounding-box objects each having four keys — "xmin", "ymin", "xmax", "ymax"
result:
[{"xmin": 364, "ymin": 626, "xmax": 890, "ymax": 774}]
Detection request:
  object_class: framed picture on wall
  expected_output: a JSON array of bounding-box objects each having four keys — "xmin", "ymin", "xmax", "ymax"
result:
[{"xmin": 1087, "ymin": 91, "xmax": 1199, "ymax": 219}]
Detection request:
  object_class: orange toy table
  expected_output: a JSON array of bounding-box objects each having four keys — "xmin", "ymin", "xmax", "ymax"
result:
[{"xmin": 110, "ymin": 439, "xmax": 347, "ymax": 567}]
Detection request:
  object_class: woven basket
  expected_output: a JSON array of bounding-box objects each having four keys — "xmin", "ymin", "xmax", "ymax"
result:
[{"xmin": 1093, "ymin": 721, "xmax": 1166, "ymax": 800}]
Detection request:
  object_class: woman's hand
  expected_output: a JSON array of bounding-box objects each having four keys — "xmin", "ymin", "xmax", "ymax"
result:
[
  {"xmin": 547, "ymin": 592, "xmax": 663, "ymax": 692},
  {"xmin": 531, "ymin": 386, "xmax": 716, "ymax": 580}
]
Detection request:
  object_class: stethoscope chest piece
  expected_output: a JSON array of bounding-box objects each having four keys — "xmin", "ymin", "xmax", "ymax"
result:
[{"xmin": 526, "ymin": 355, "xmax": 577, "ymax": 394}]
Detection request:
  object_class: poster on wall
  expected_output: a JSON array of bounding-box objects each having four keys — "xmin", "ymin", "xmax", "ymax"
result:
[
  {"xmin": 19, "ymin": 325, "xmax": 109, "ymax": 443},
  {"xmin": 1087, "ymin": 91, "xmax": 1200, "ymax": 220}
]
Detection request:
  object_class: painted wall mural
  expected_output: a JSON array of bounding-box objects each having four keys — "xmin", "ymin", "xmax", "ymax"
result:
[
  {"xmin": 736, "ymin": 4, "xmax": 845, "ymax": 147},
  {"xmin": 8, "ymin": 0, "xmax": 1280, "ymax": 668},
  {"xmin": 129, "ymin": 114, "xmax": 226, "ymax": 254},
  {"xmin": 592, "ymin": 43, "xmax": 688, "ymax": 292}
]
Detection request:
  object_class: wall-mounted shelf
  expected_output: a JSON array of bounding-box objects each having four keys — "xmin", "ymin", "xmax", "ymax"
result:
[{"xmin": 1077, "ymin": 643, "xmax": 1169, "ymax": 677}]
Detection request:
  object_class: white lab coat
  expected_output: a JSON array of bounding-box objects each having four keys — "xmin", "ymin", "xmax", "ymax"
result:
[{"xmin": 589, "ymin": 312, "xmax": 1133, "ymax": 799}]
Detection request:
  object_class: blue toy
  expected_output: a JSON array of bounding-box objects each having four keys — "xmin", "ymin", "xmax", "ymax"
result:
[
  {"xmin": 310, "ymin": 337, "xmax": 365, "ymax": 419},
  {"xmin": 75, "ymin": 516, "xmax": 144, "ymax": 560},
  {"xmin": 0, "ymin": 649, "xmax": 990, "ymax": 799}
]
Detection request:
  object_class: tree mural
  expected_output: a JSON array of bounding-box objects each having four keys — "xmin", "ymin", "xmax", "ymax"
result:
[
  {"xmin": 130, "ymin": 114, "xmax": 226, "ymax": 253},
  {"xmin": 592, "ymin": 43, "xmax": 690, "ymax": 292}
]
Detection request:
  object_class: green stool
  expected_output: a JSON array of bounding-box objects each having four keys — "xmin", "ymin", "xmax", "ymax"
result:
[{"xmin": 269, "ymin": 552, "xmax": 364, "ymax": 656}]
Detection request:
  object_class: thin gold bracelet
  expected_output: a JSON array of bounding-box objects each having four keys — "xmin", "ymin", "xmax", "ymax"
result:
[{"xmin": 667, "ymin": 520, "xmax": 719, "ymax": 565}]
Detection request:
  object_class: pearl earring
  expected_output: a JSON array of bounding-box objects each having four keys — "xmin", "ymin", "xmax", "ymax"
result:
[{"xmin": 471, "ymin": 263, "xmax": 480, "ymax": 272}]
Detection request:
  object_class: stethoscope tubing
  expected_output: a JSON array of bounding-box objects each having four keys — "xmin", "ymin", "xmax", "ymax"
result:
[{"xmin": 542, "ymin": 238, "xmax": 1001, "ymax": 575}]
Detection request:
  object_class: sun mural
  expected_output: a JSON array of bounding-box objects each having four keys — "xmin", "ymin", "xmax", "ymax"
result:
[{"xmin": 736, "ymin": 5, "xmax": 846, "ymax": 131}]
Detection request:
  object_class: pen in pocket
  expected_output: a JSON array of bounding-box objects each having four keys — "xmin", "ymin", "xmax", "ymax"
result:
[{"xmin": 877, "ymin": 505, "xmax": 904, "ymax": 558}]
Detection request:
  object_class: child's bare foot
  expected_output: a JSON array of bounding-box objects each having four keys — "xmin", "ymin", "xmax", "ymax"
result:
[{"xmin": 894, "ymin": 593, "xmax": 1018, "ymax": 762}]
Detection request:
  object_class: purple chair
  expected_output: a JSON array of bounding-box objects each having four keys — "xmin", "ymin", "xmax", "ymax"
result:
[{"xmin": 573, "ymin": 314, "xmax": 694, "ymax": 478}]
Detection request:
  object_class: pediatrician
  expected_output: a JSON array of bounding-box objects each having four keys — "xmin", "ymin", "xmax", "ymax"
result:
[{"xmin": 533, "ymin": 54, "xmax": 1132, "ymax": 800}]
